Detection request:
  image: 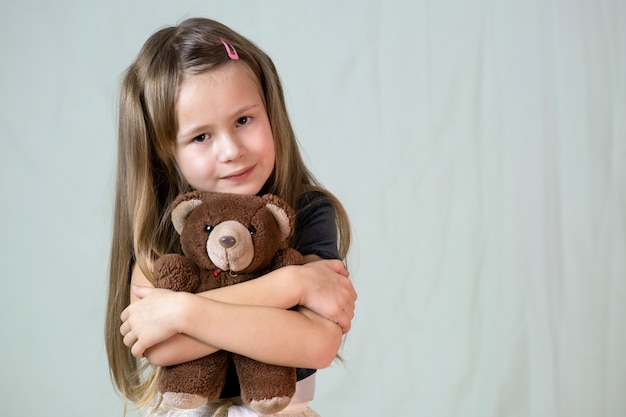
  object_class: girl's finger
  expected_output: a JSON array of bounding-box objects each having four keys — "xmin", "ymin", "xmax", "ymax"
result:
[
  {"xmin": 120, "ymin": 321, "xmax": 128, "ymax": 336},
  {"xmin": 131, "ymin": 285, "xmax": 152, "ymax": 298},
  {"xmin": 120, "ymin": 306, "xmax": 129, "ymax": 322},
  {"xmin": 326, "ymin": 259, "xmax": 349, "ymax": 277},
  {"xmin": 123, "ymin": 331, "xmax": 137, "ymax": 349},
  {"xmin": 131, "ymin": 341, "xmax": 146, "ymax": 358}
]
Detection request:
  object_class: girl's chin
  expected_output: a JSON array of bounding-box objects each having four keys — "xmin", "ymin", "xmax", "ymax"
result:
[{"xmin": 194, "ymin": 183, "xmax": 264, "ymax": 196}]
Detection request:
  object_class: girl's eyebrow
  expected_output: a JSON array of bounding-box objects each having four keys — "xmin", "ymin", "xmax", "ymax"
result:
[
  {"xmin": 177, "ymin": 104, "xmax": 260, "ymax": 139},
  {"xmin": 230, "ymin": 103, "xmax": 259, "ymax": 118}
]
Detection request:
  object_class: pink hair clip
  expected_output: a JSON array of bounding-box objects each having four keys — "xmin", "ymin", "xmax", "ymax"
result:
[{"xmin": 220, "ymin": 38, "xmax": 239, "ymax": 60}]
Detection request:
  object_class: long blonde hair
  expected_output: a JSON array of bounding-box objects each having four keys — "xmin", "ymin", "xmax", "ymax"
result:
[{"xmin": 104, "ymin": 17, "xmax": 351, "ymax": 409}]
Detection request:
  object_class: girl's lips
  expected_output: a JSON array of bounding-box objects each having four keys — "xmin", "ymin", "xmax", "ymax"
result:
[{"xmin": 222, "ymin": 165, "xmax": 254, "ymax": 180}]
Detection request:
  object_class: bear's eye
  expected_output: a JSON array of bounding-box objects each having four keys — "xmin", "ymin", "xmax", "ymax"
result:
[
  {"xmin": 248, "ymin": 225, "xmax": 256, "ymax": 235},
  {"xmin": 205, "ymin": 225, "xmax": 213, "ymax": 233}
]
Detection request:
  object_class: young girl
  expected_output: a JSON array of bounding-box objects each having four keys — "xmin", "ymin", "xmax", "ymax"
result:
[{"xmin": 105, "ymin": 17, "xmax": 356, "ymax": 417}]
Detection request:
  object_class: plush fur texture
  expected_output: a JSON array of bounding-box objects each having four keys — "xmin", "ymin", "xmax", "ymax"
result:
[{"xmin": 153, "ymin": 192, "xmax": 303, "ymax": 414}]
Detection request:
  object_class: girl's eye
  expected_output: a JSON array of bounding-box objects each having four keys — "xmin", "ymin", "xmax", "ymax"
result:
[
  {"xmin": 236, "ymin": 116, "xmax": 251, "ymax": 127},
  {"xmin": 194, "ymin": 133, "xmax": 210, "ymax": 143}
]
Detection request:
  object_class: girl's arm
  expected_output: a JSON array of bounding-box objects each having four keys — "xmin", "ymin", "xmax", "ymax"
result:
[
  {"xmin": 120, "ymin": 257, "xmax": 355, "ymax": 367},
  {"xmin": 197, "ymin": 255, "xmax": 353, "ymax": 328}
]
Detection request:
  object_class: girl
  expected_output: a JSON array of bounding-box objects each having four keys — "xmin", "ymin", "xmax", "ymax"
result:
[{"xmin": 105, "ymin": 17, "xmax": 356, "ymax": 417}]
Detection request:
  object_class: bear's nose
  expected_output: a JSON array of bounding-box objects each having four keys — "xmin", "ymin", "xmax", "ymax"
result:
[{"xmin": 219, "ymin": 236, "xmax": 236, "ymax": 248}]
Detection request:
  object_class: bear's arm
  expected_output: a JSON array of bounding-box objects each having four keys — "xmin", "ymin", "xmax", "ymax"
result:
[
  {"xmin": 153, "ymin": 254, "xmax": 201, "ymax": 293},
  {"xmin": 271, "ymin": 248, "xmax": 304, "ymax": 269}
]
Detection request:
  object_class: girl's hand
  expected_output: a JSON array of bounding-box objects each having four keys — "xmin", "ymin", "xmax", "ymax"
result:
[
  {"xmin": 120, "ymin": 286, "xmax": 188, "ymax": 358},
  {"xmin": 298, "ymin": 259, "xmax": 357, "ymax": 334}
]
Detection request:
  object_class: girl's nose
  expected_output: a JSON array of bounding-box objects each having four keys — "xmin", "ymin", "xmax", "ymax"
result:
[{"xmin": 216, "ymin": 132, "xmax": 244, "ymax": 162}]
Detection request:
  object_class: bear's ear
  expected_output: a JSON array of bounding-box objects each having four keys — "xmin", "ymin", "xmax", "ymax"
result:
[
  {"xmin": 171, "ymin": 198, "xmax": 203, "ymax": 235},
  {"xmin": 261, "ymin": 194, "xmax": 295, "ymax": 241}
]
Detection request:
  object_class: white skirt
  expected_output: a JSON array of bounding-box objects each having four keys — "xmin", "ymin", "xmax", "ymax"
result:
[{"xmin": 145, "ymin": 401, "xmax": 320, "ymax": 417}]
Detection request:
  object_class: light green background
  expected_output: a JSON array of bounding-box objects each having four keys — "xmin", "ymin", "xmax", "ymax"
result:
[{"xmin": 1, "ymin": 1, "xmax": 625, "ymax": 416}]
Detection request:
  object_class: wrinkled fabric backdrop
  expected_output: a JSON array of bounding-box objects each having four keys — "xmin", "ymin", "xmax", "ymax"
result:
[{"xmin": 1, "ymin": 1, "xmax": 624, "ymax": 416}]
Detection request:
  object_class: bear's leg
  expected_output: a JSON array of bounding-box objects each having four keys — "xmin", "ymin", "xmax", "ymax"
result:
[
  {"xmin": 232, "ymin": 354, "xmax": 296, "ymax": 414},
  {"xmin": 160, "ymin": 350, "xmax": 230, "ymax": 409}
]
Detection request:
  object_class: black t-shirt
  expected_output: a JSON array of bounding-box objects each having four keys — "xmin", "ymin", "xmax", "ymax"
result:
[
  {"xmin": 292, "ymin": 191, "xmax": 340, "ymax": 260},
  {"xmin": 219, "ymin": 191, "xmax": 340, "ymax": 398}
]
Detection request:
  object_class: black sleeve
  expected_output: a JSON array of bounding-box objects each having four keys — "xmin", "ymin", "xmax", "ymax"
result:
[{"xmin": 293, "ymin": 191, "xmax": 341, "ymax": 260}]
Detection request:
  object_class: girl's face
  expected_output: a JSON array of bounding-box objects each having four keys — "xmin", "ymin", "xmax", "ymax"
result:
[{"xmin": 174, "ymin": 62, "xmax": 275, "ymax": 195}]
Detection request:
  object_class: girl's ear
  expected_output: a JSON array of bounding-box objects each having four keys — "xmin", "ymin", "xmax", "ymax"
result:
[
  {"xmin": 261, "ymin": 194, "xmax": 295, "ymax": 241},
  {"xmin": 171, "ymin": 198, "xmax": 203, "ymax": 234}
]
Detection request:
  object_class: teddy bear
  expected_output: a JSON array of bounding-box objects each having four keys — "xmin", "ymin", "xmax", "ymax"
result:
[{"xmin": 152, "ymin": 191, "xmax": 304, "ymax": 414}]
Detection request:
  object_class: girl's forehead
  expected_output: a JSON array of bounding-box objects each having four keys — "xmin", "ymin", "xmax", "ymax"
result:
[
  {"xmin": 179, "ymin": 62, "xmax": 260, "ymax": 94},
  {"xmin": 176, "ymin": 62, "xmax": 263, "ymax": 114}
]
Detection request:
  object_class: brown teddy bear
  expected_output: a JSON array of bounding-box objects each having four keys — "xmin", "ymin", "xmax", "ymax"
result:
[{"xmin": 152, "ymin": 191, "xmax": 304, "ymax": 414}]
